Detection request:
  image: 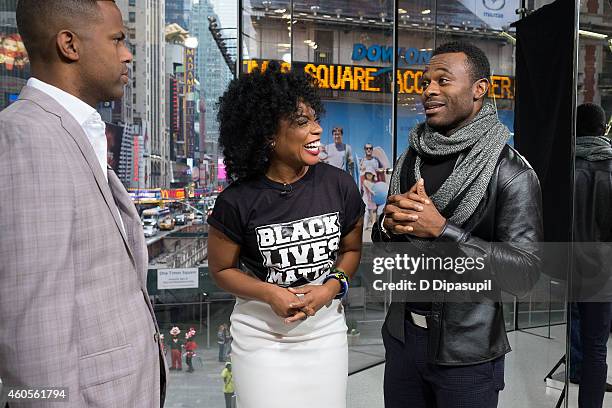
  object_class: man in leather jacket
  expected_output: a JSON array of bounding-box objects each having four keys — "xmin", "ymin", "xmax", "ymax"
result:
[{"xmin": 373, "ymin": 42, "xmax": 543, "ymax": 407}]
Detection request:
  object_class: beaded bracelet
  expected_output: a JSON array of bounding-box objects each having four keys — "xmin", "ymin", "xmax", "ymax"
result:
[{"xmin": 323, "ymin": 268, "xmax": 349, "ymax": 299}]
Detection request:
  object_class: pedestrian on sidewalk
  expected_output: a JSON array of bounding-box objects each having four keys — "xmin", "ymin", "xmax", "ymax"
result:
[
  {"xmin": 223, "ymin": 325, "xmax": 233, "ymax": 362},
  {"xmin": 221, "ymin": 362, "xmax": 235, "ymax": 408},
  {"xmin": 217, "ymin": 324, "xmax": 227, "ymax": 362},
  {"xmin": 184, "ymin": 327, "xmax": 198, "ymax": 373},
  {"xmin": 169, "ymin": 326, "xmax": 183, "ymax": 371}
]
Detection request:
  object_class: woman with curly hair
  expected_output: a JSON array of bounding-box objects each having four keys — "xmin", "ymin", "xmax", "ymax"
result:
[{"xmin": 207, "ymin": 62, "xmax": 364, "ymax": 408}]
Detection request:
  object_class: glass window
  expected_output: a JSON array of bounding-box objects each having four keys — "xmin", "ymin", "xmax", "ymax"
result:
[
  {"xmin": 0, "ymin": 1, "xmax": 583, "ymax": 407},
  {"xmin": 567, "ymin": 0, "xmax": 612, "ymax": 404}
]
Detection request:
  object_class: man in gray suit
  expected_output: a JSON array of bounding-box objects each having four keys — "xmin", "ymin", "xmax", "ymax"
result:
[{"xmin": 0, "ymin": 1, "xmax": 167, "ymax": 406}]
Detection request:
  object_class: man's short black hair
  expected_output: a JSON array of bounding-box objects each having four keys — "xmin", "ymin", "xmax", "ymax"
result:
[
  {"xmin": 577, "ymin": 103, "xmax": 606, "ymax": 137},
  {"xmin": 16, "ymin": 0, "xmax": 108, "ymax": 61},
  {"xmin": 432, "ymin": 42, "xmax": 491, "ymax": 83}
]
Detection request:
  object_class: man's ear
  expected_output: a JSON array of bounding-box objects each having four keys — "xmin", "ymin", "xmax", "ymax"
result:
[
  {"xmin": 473, "ymin": 78, "xmax": 490, "ymax": 101},
  {"xmin": 56, "ymin": 30, "xmax": 80, "ymax": 62}
]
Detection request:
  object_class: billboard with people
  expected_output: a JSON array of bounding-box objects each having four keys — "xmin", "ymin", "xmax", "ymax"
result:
[
  {"xmin": 105, "ymin": 122, "xmax": 124, "ymax": 172},
  {"xmin": 320, "ymin": 100, "xmax": 514, "ymax": 235}
]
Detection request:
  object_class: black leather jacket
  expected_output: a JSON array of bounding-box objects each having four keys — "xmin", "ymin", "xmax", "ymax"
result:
[
  {"xmin": 574, "ymin": 157, "xmax": 612, "ymax": 243},
  {"xmin": 373, "ymin": 144, "xmax": 543, "ymax": 365},
  {"xmin": 573, "ymin": 157, "xmax": 612, "ymax": 300}
]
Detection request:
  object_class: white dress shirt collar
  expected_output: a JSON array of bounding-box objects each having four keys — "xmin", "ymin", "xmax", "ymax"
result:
[
  {"xmin": 27, "ymin": 77, "xmax": 109, "ymax": 181},
  {"xmin": 27, "ymin": 77, "xmax": 97, "ymax": 126}
]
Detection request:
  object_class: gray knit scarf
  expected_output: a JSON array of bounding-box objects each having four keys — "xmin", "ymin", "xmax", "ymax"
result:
[
  {"xmin": 390, "ymin": 102, "xmax": 510, "ymax": 226},
  {"xmin": 575, "ymin": 136, "xmax": 612, "ymax": 162}
]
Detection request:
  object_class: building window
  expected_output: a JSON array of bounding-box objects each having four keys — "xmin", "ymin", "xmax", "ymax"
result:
[{"xmin": 129, "ymin": 12, "xmax": 136, "ymax": 23}]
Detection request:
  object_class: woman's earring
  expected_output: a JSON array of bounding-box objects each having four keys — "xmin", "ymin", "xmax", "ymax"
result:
[{"xmin": 270, "ymin": 141, "xmax": 276, "ymax": 150}]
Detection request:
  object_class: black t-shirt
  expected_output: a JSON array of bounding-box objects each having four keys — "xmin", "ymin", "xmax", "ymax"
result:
[
  {"xmin": 209, "ymin": 163, "xmax": 365, "ymax": 287},
  {"xmin": 420, "ymin": 153, "xmax": 459, "ymax": 195},
  {"xmin": 405, "ymin": 153, "xmax": 459, "ymax": 313}
]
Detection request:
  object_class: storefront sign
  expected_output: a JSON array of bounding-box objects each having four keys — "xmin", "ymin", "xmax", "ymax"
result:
[
  {"xmin": 170, "ymin": 77, "xmax": 179, "ymax": 133},
  {"xmin": 458, "ymin": 0, "xmax": 519, "ymax": 30},
  {"xmin": 244, "ymin": 60, "xmax": 514, "ymax": 100},
  {"xmin": 133, "ymin": 136, "xmax": 139, "ymax": 182},
  {"xmin": 128, "ymin": 189, "xmax": 162, "ymax": 201},
  {"xmin": 157, "ymin": 268, "xmax": 199, "ymax": 290},
  {"xmin": 194, "ymin": 188, "xmax": 209, "ymax": 198},
  {"xmin": 243, "ymin": 59, "xmax": 291, "ymax": 73},
  {"xmin": 304, "ymin": 62, "xmax": 384, "ymax": 92},
  {"xmin": 218, "ymin": 158, "xmax": 227, "ymax": 181},
  {"xmin": 351, "ymin": 43, "xmax": 431, "ymax": 66},
  {"xmin": 161, "ymin": 189, "xmax": 186, "ymax": 200},
  {"xmin": 184, "ymin": 47, "xmax": 195, "ymax": 94}
]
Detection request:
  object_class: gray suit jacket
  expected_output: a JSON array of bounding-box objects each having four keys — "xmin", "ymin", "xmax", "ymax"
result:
[{"xmin": 0, "ymin": 86, "xmax": 168, "ymax": 407}]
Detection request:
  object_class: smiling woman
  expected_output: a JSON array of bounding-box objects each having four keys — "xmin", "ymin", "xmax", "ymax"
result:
[
  {"xmin": 217, "ymin": 61, "xmax": 325, "ymax": 182},
  {"xmin": 208, "ymin": 63, "xmax": 365, "ymax": 408}
]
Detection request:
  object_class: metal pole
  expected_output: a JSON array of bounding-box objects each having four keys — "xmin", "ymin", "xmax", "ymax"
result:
[
  {"xmin": 391, "ymin": 0, "xmax": 398, "ymax": 164},
  {"xmin": 237, "ymin": 0, "xmax": 243, "ymax": 78},
  {"xmin": 433, "ymin": 0, "xmax": 438, "ymax": 48},
  {"xmin": 513, "ymin": 295, "xmax": 518, "ymax": 331},
  {"xmin": 565, "ymin": 1, "xmax": 580, "ymax": 406},
  {"xmin": 528, "ymin": 293, "xmax": 533, "ymax": 326},
  {"xmin": 548, "ymin": 279, "xmax": 553, "ymax": 339},
  {"xmin": 385, "ymin": 269, "xmax": 391, "ymax": 315},
  {"xmin": 518, "ymin": 0, "xmax": 528, "ymax": 19},
  {"xmin": 207, "ymin": 302, "xmax": 211, "ymax": 349},
  {"xmin": 290, "ymin": 0, "xmax": 294, "ymax": 66}
]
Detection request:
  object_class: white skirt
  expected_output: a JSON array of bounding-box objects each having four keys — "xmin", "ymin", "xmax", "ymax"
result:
[{"xmin": 230, "ymin": 296, "xmax": 348, "ymax": 408}]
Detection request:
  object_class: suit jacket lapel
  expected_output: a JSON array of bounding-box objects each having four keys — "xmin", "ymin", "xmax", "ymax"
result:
[
  {"xmin": 107, "ymin": 168, "xmax": 148, "ymax": 285},
  {"xmin": 18, "ymin": 86, "xmax": 135, "ymax": 265},
  {"xmin": 108, "ymin": 169, "xmax": 160, "ymax": 334}
]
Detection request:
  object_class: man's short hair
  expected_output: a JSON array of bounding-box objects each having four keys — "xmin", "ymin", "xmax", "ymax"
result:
[
  {"xmin": 577, "ymin": 103, "xmax": 606, "ymax": 137},
  {"xmin": 432, "ymin": 42, "xmax": 491, "ymax": 83},
  {"xmin": 16, "ymin": 0, "xmax": 108, "ymax": 60},
  {"xmin": 332, "ymin": 127, "xmax": 343, "ymax": 134}
]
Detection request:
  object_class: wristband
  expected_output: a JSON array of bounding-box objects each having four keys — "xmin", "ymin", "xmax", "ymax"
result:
[
  {"xmin": 323, "ymin": 268, "xmax": 349, "ymax": 299},
  {"xmin": 379, "ymin": 214, "xmax": 392, "ymax": 240}
]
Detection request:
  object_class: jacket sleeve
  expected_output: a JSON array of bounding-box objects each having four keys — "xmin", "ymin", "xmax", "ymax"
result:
[
  {"xmin": 0, "ymin": 120, "xmax": 87, "ymax": 406},
  {"xmin": 371, "ymin": 213, "xmax": 409, "ymax": 243},
  {"xmin": 437, "ymin": 168, "xmax": 544, "ymax": 298}
]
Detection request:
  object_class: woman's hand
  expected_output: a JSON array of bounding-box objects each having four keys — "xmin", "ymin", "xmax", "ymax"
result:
[
  {"xmin": 284, "ymin": 280, "xmax": 341, "ymax": 323},
  {"xmin": 263, "ymin": 285, "xmax": 302, "ymax": 319}
]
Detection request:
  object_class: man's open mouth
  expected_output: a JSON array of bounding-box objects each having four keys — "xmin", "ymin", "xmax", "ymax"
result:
[{"xmin": 424, "ymin": 101, "xmax": 445, "ymax": 113}]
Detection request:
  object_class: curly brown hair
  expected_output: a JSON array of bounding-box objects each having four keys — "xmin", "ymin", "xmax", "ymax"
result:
[{"xmin": 217, "ymin": 62, "xmax": 324, "ymax": 182}]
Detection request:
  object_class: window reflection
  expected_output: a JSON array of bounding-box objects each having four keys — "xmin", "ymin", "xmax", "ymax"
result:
[
  {"xmin": 567, "ymin": 1, "xmax": 612, "ymax": 406},
  {"xmin": 0, "ymin": 0, "xmax": 582, "ymax": 407}
]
